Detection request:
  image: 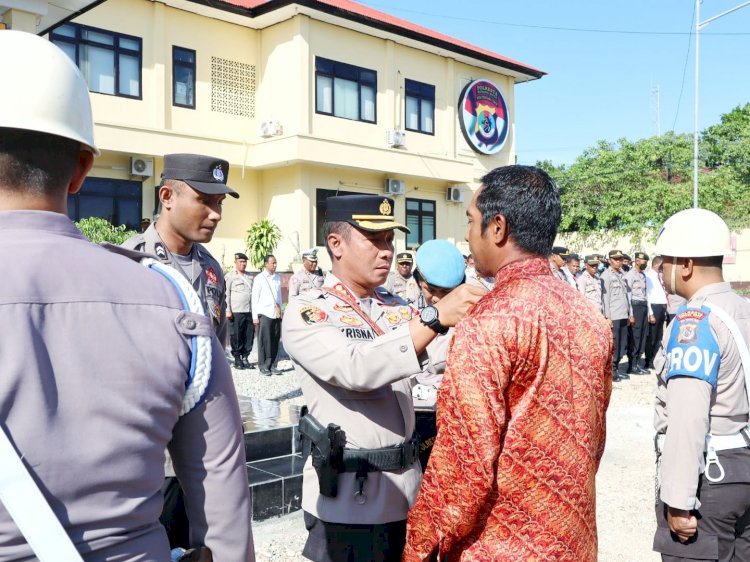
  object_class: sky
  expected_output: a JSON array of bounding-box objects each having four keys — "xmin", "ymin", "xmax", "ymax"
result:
[{"xmin": 357, "ymin": 0, "xmax": 750, "ymax": 166}]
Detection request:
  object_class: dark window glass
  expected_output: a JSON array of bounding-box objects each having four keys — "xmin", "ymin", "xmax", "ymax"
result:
[
  {"xmin": 405, "ymin": 79, "xmax": 435, "ymax": 135},
  {"xmin": 67, "ymin": 177, "xmax": 142, "ymax": 231},
  {"xmin": 173, "ymin": 46, "xmax": 196, "ymax": 108},
  {"xmin": 315, "ymin": 57, "xmax": 377, "ymax": 123},
  {"xmin": 51, "ymin": 23, "xmax": 142, "ymax": 99},
  {"xmin": 405, "ymin": 197, "xmax": 436, "ymax": 249},
  {"xmin": 315, "ymin": 188, "xmax": 360, "ymax": 246}
]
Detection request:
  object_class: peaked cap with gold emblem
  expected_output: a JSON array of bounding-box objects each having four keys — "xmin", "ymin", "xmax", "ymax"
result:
[{"xmin": 325, "ymin": 194, "xmax": 410, "ymax": 233}]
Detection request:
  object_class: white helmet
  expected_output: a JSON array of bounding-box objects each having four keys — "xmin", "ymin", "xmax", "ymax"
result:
[
  {"xmin": 655, "ymin": 208, "xmax": 731, "ymax": 257},
  {"xmin": 0, "ymin": 30, "xmax": 98, "ymax": 154}
]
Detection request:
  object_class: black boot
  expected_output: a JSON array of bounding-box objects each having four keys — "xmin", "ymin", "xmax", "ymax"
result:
[
  {"xmin": 234, "ymin": 356, "xmax": 246, "ymax": 370},
  {"xmin": 241, "ymin": 356, "xmax": 251, "ymax": 369},
  {"xmin": 613, "ymin": 368, "xmax": 623, "ymax": 382}
]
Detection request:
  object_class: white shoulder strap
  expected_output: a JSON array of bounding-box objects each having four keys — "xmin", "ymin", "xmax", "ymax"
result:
[
  {"xmin": 0, "ymin": 427, "xmax": 84, "ymax": 561},
  {"xmin": 141, "ymin": 258, "xmax": 212, "ymax": 415},
  {"xmin": 704, "ymin": 302, "xmax": 750, "ymax": 401}
]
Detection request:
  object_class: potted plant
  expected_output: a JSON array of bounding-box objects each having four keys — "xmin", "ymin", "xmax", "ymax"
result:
[{"xmin": 245, "ymin": 218, "xmax": 282, "ymax": 270}]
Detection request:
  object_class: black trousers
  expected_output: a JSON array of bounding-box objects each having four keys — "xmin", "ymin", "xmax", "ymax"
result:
[
  {"xmin": 628, "ymin": 301, "xmax": 649, "ymax": 367},
  {"xmin": 612, "ymin": 318, "xmax": 630, "ymax": 368},
  {"xmin": 160, "ymin": 476, "xmax": 189, "ymax": 549},
  {"xmin": 646, "ymin": 304, "xmax": 667, "ymax": 367},
  {"xmin": 257, "ymin": 314, "xmax": 281, "ymax": 371},
  {"xmin": 302, "ymin": 511, "xmax": 406, "ymax": 562},
  {"xmin": 229, "ymin": 312, "xmax": 255, "ymax": 358}
]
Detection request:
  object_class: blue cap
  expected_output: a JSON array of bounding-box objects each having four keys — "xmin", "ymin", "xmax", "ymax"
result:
[{"xmin": 415, "ymin": 240, "xmax": 465, "ymax": 289}]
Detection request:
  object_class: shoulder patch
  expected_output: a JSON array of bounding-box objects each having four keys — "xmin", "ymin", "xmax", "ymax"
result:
[
  {"xmin": 666, "ymin": 305, "xmax": 720, "ymax": 388},
  {"xmin": 300, "ymin": 305, "xmax": 328, "ymax": 325},
  {"xmin": 206, "ymin": 267, "xmax": 219, "ymax": 286}
]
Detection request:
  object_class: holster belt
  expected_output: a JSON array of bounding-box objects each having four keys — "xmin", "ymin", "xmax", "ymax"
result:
[
  {"xmin": 707, "ymin": 428, "xmax": 750, "ymax": 452},
  {"xmin": 341, "ymin": 436, "xmax": 419, "ymax": 472}
]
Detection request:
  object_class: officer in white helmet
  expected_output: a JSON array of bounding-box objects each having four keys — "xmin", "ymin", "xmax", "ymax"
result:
[
  {"xmin": 652, "ymin": 208, "xmax": 750, "ymax": 561},
  {"xmin": 0, "ymin": 31, "xmax": 253, "ymax": 561}
]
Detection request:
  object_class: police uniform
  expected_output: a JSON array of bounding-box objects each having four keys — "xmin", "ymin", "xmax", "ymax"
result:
[
  {"xmin": 654, "ymin": 283, "xmax": 750, "ymax": 560},
  {"xmin": 384, "ymin": 252, "xmax": 421, "ymax": 306},
  {"xmin": 282, "ymin": 195, "xmax": 428, "ymax": 562},
  {"xmin": 601, "ymin": 249, "xmax": 633, "ymax": 378},
  {"xmin": 550, "ymin": 245, "xmax": 570, "ymax": 283},
  {"xmin": 289, "ymin": 249, "xmax": 324, "ymax": 298},
  {"xmin": 225, "ymin": 252, "xmax": 255, "ymax": 368},
  {"xmin": 624, "ymin": 251, "xmax": 652, "ymax": 373},
  {"xmin": 577, "ymin": 254, "xmax": 604, "ymax": 314}
]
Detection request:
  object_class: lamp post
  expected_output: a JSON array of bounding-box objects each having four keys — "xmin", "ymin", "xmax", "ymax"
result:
[{"xmin": 693, "ymin": 0, "xmax": 750, "ymax": 208}]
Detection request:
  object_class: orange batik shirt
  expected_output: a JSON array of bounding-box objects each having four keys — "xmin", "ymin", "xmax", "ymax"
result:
[{"xmin": 403, "ymin": 257, "xmax": 613, "ymax": 562}]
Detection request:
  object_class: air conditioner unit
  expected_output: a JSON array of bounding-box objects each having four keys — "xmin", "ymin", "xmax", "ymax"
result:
[
  {"xmin": 386, "ymin": 129, "xmax": 406, "ymax": 148},
  {"xmin": 130, "ymin": 157, "xmax": 154, "ymax": 177},
  {"xmin": 384, "ymin": 178, "xmax": 406, "ymax": 196},
  {"xmin": 446, "ymin": 186, "xmax": 465, "ymax": 203},
  {"xmin": 260, "ymin": 120, "xmax": 283, "ymax": 138}
]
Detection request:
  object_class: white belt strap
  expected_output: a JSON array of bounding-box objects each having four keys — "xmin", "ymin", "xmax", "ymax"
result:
[{"xmin": 0, "ymin": 426, "xmax": 84, "ymax": 561}]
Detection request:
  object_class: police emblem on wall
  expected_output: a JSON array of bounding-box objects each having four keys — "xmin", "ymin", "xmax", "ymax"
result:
[{"xmin": 458, "ymin": 79, "xmax": 509, "ymax": 155}]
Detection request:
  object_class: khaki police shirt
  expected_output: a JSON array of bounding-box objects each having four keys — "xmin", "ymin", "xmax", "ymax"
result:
[
  {"xmin": 384, "ymin": 271, "xmax": 421, "ymax": 306},
  {"xmin": 282, "ymin": 273, "xmax": 425, "ymax": 525},
  {"xmin": 288, "ymin": 268, "xmax": 324, "ymax": 298},
  {"xmin": 0, "ymin": 211, "xmax": 253, "ymax": 561},
  {"xmin": 654, "ymin": 282, "xmax": 750, "ymax": 510},
  {"xmin": 624, "ymin": 267, "xmax": 653, "ymax": 315},
  {"xmin": 225, "ymin": 269, "xmax": 253, "ymax": 314},
  {"xmin": 577, "ymin": 270, "xmax": 604, "ymax": 314},
  {"xmin": 601, "ymin": 267, "xmax": 632, "ymax": 320}
]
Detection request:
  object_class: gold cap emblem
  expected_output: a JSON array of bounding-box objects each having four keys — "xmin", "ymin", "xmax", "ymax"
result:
[{"xmin": 379, "ymin": 199, "xmax": 392, "ymax": 216}]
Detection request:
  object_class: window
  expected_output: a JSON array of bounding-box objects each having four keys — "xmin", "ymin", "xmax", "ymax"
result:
[
  {"xmin": 405, "ymin": 79, "xmax": 435, "ymax": 135},
  {"xmin": 315, "ymin": 57, "xmax": 376, "ymax": 123},
  {"xmin": 315, "ymin": 188, "xmax": 359, "ymax": 245},
  {"xmin": 67, "ymin": 178, "xmax": 142, "ymax": 231},
  {"xmin": 406, "ymin": 198, "xmax": 435, "ymax": 249},
  {"xmin": 51, "ymin": 23, "xmax": 142, "ymax": 99},
  {"xmin": 173, "ymin": 46, "xmax": 196, "ymax": 108}
]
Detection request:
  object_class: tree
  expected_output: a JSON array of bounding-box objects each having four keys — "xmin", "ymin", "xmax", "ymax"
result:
[
  {"xmin": 75, "ymin": 217, "xmax": 136, "ymax": 244},
  {"xmin": 245, "ymin": 219, "xmax": 282, "ymax": 270}
]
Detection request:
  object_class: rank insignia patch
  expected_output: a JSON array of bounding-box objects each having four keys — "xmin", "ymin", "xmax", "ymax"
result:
[{"xmin": 340, "ymin": 315, "xmax": 363, "ymax": 327}]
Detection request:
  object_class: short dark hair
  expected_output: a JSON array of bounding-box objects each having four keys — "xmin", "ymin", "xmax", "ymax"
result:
[
  {"xmin": 0, "ymin": 128, "xmax": 80, "ymax": 195},
  {"xmin": 263, "ymin": 254, "xmax": 276, "ymax": 264},
  {"xmin": 652, "ymin": 255, "xmax": 663, "ymax": 267},
  {"xmin": 322, "ymin": 221, "xmax": 353, "ymax": 259},
  {"xmin": 477, "ymin": 165, "xmax": 561, "ymax": 257}
]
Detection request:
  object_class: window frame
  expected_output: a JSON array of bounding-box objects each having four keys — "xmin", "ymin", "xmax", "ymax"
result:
[
  {"xmin": 67, "ymin": 177, "xmax": 143, "ymax": 231},
  {"xmin": 172, "ymin": 46, "xmax": 197, "ymax": 109},
  {"xmin": 315, "ymin": 57, "xmax": 377, "ymax": 124},
  {"xmin": 405, "ymin": 197, "xmax": 436, "ymax": 250},
  {"xmin": 404, "ymin": 79, "xmax": 435, "ymax": 135},
  {"xmin": 50, "ymin": 22, "xmax": 143, "ymax": 100}
]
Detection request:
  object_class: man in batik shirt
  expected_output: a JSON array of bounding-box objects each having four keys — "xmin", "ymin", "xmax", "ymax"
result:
[{"xmin": 403, "ymin": 165, "xmax": 613, "ymax": 562}]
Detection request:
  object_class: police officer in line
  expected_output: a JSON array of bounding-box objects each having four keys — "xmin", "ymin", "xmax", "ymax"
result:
[
  {"xmin": 226, "ymin": 252, "xmax": 255, "ymax": 369},
  {"xmin": 289, "ymin": 248, "xmax": 324, "ymax": 298},
  {"xmin": 282, "ymin": 195, "xmax": 484, "ymax": 562},
  {"xmin": 549, "ymin": 245, "xmax": 570, "ymax": 283},
  {"xmin": 601, "ymin": 249, "xmax": 635, "ymax": 382},
  {"xmin": 122, "ymin": 152, "xmax": 239, "ymax": 548},
  {"xmin": 0, "ymin": 31, "xmax": 253, "ymax": 561},
  {"xmin": 577, "ymin": 254, "xmax": 605, "ymax": 314},
  {"xmin": 624, "ymin": 251, "xmax": 656, "ymax": 374},
  {"xmin": 653, "ymin": 208, "xmax": 750, "ymax": 561},
  {"xmin": 562, "ymin": 252, "xmax": 580, "ymax": 287},
  {"xmin": 384, "ymin": 251, "xmax": 421, "ymax": 306}
]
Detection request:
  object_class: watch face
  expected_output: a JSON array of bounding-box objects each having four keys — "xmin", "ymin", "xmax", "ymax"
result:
[{"xmin": 420, "ymin": 306, "xmax": 438, "ymax": 323}]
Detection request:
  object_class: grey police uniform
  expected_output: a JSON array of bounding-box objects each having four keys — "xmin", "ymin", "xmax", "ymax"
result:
[
  {"xmin": 225, "ymin": 267, "xmax": 255, "ymax": 362},
  {"xmin": 282, "ymin": 273, "xmax": 423, "ymax": 526},
  {"xmin": 577, "ymin": 270, "xmax": 604, "ymax": 314},
  {"xmin": 625, "ymin": 266, "xmax": 652, "ymax": 370},
  {"xmin": 0, "ymin": 211, "xmax": 253, "ymax": 561},
  {"xmin": 122, "ymin": 224, "xmax": 228, "ymax": 345},
  {"xmin": 289, "ymin": 268, "xmax": 324, "ymax": 298},
  {"xmin": 601, "ymin": 266, "xmax": 633, "ymax": 370},
  {"xmin": 653, "ymin": 282, "xmax": 750, "ymax": 560},
  {"xmin": 384, "ymin": 271, "xmax": 421, "ymax": 306}
]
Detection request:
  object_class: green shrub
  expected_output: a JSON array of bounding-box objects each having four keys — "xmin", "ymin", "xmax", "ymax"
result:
[{"xmin": 75, "ymin": 217, "xmax": 137, "ymax": 245}]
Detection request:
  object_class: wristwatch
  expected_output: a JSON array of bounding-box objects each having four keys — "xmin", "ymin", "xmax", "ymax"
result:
[{"xmin": 419, "ymin": 305, "xmax": 448, "ymax": 335}]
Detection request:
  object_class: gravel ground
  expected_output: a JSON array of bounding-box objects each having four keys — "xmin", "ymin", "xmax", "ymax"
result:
[{"xmin": 235, "ymin": 344, "xmax": 661, "ymax": 562}]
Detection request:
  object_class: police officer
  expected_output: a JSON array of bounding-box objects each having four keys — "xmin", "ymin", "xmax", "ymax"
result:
[
  {"xmin": 384, "ymin": 251, "xmax": 421, "ymax": 306},
  {"xmin": 625, "ymin": 251, "xmax": 655, "ymax": 374},
  {"xmin": 653, "ymin": 208, "xmax": 750, "ymax": 561},
  {"xmin": 577, "ymin": 254, "xmax": 605, "ymax": 314},
  {"xmin": 226, "ymin": 252, "xmax": 255, "ymax": 369},
  {"xmin": 549, "ymin": 246, "xmax": 570, "ymax": 283},
  {"xmin": 289, "ymin": 248, "xmax": 324, "ymax": 298},
  {"xmin": 282, "ymin": 195, "xmax": 483, "ymax": 562},
  {"xmin": 0, "ymin": 31, "xmax": 252, "ymax": 561},
  {"xmin": 601, "ymin": 249, "xmax": 635, "ymax": 381},
  {"xmin": 123, "ymin": 153, "xmax": 237, "ymax": 346}
]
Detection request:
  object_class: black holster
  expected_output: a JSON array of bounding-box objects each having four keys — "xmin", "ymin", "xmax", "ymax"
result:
[{"xmin": 298, "ymin": 406, "xmax": 345, "ymax": 498}]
